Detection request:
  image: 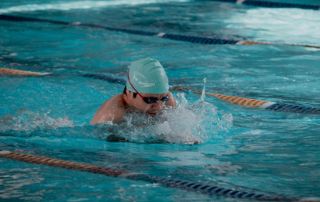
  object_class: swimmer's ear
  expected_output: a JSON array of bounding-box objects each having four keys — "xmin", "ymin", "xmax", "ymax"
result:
[
  {"xmin": 123, "ymin": 86, "xmax": 127, "ymax": 95},
  {"xmin": 123, "ymin": 87, "xmax": 137, "ymax": 98}
]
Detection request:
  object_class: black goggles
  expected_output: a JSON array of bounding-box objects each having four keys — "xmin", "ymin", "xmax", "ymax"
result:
[
  {"xmin": 141, "ymin": 95, "xmax": 169, "ymax": 104},
  {"xmin": 128, "ymin": 74, "xmax": 169, "ymax": 104}
]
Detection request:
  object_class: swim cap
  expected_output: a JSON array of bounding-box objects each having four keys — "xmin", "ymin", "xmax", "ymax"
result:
[{"xmin": 126, "ymin": 58, "xmax": 169, "ymax": 94}]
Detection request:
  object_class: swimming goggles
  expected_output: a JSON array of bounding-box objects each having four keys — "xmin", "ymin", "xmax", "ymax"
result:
[{"xmin": 127, "ymin": 75, "xmax": 169, "ymax": 104}]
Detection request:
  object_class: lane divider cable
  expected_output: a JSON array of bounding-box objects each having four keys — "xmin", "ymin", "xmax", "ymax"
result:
[
  {"xmin": 0, "ymin": 14, "xmax": 319, "ymax": 49},
  {"xmin": 208, "ymin": 0, "xmax": 320, "ymax": 10},
  {"xmin": 1, "ymin": 68, "xmax": 319, "ymax": 115},
  {"xmin": 2, "ymin": 150, "xmax": 318, "ymax": 202}
]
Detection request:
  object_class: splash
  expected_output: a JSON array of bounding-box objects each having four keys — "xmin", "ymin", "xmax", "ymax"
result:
[
  {"xmin": 0, "ymin": 0, "xmax": 189, "ymax": 14},
  {"xmin": 104, "ymin": 92, "xmax": 233, "ymax": 144},
  {"xmin": 200, "ymin": 77, "xmax": 207, "ymax": 102},
  {"xmin": 0, "ymin": 110, "xmax": 73, "ymax": 133},
  {"xmin": 226, "ymin": 8, "xmax": 320, "ymax": 44}
]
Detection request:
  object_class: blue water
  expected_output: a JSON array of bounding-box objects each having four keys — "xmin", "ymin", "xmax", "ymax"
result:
[{"xmin": 1, "ymin": 0, "xmax": 320, "ymax": 201}]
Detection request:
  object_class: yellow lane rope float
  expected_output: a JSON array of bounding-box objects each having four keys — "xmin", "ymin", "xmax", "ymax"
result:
[
  {"xmin": 0, "ymin": 67, "xmax": 50, "ymax": 76},
  {"xmin": 0, "ymin": 150, "xmax": 124, "ymax": 176},
  {"xmin": 171, "ymin": 86, "xmax": 272, "ymax": 108},
  {"xmin": 207, "ymin": 93, "xmax": 320, "ymax": 114},
  {"xmin": 171, "ymin": 86, "xmax": 320, "ymax": 114},
  {"xmin": 207, "ymin": 93, "xmax": 272, "ymax": 108}
]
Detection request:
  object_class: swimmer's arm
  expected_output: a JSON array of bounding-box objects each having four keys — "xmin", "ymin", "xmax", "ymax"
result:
[
  {"xmin": 90, "ymin": 96, "xmax": 124, "ymax": 125},
  {"xmin": 166, "ymin": 92, "xmax": 176, "ymax": 107}
]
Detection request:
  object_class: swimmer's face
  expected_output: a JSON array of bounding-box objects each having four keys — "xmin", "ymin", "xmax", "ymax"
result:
[{"xmin": 126, "ymin": 91, "xmax": 169, "ymax": 115}]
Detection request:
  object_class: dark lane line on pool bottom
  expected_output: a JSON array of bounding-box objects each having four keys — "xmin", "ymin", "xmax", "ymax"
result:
[
  {"xmin": 1, "ymin": 14, "xmax": 320, "ymax": 49},
  {"xmin": 1, "ymin": 150, "xmax": 313, "ymax": 202}
]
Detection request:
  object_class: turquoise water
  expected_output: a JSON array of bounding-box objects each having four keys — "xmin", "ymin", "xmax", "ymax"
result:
[{"xmin": 1, "ymin": 0, "xmax": 320, "ymax": 201}]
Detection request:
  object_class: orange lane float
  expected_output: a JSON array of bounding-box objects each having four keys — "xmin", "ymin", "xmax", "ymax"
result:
[{"xmin": 0, "ymin": 67, "xmax": 50, "ymax": 76}]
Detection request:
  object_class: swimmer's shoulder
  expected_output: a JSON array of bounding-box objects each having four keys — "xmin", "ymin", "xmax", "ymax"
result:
[
  {"xmin": 100, "ymin": 94, "xmax": 126, "ymax": 109},
  {"xmin": 91, "ymin": 94, "xmax": 126, "ymax": 125}
]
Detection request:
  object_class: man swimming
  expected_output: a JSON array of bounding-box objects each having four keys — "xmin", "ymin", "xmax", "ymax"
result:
[{"xmin": 91, "ymin": 58, "xmax": 176, "ymax": 125}]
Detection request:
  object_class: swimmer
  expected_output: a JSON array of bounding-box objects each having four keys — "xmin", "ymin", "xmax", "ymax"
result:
[{"xmin": 91, "ymin": 58, "xmax": 176, "ymax": 125}]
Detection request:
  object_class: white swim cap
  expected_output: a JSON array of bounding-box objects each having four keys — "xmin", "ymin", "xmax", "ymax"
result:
[{"xmin": 126, "ymin": 58, "xmax": 169, "ymax": 94}]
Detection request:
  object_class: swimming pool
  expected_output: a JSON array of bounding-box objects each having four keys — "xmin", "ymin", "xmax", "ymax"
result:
[{"xmin": 1, "ymin": 0, "xmax": 320, "ymax": 201}]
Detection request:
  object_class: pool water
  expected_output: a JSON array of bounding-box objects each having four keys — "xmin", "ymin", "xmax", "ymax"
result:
[{"xmin": 1, "ymin": 0, "xmax": 320, "ymax": 201}]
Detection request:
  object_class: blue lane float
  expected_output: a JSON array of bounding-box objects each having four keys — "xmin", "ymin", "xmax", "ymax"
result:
[
  {"xmin": 0, "ymin": 14, "xmax": 238, "ymax": 45},
  {"xmin": 207, "ymin": 0, "xmax": 320, "ymax": 10},
  {"xmin": 82, "ymin": 73, "xmax": 126, "ymax": 84},
  {"xmin": 127, "ymin": 174, "xmax": 293, "ymax": 201},
  {"xmin": 265, "ymin": 103, "xmax": 320, "ymax": 114},
  {"xmin": 166, "ymin": 87, "xmax": 320, "ymax": 115},
  {"xmin": 160, "ymin": 33, "xmax": 238, "ymax": 44},
  {"xmin": 1, "ymin": 14, "xmax": 320, "ymax": 49},
  {"xmin": 0, "ymin": 150, "xmax": 308, "ymax": 201},
  {"xmin": 205, "ymin": 93, "xmax": 320, "ymax": 115}
]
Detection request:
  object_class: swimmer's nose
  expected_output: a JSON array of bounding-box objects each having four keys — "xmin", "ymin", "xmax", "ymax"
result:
[{"xmin": 150, "ymin": 102, "xmax": 162, "ymax": 110}]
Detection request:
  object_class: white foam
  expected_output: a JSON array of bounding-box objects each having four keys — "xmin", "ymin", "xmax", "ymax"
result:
[
  {"xmin": 260, "ymin": 101, "xmax": 275, "ymax": 109},
  {"xmin": 299, "ymin": 197, "xmax": 320, "ymax": 202},
  {"xmin": 109, "ymin": 93, "xmax": 233, "ymax": 144},
  {"xmin": 157, "ymin": 32, "xmax": 166, "ymax": 37},
  {"xmin": 0, "ymin": 110, "xmax": 74, "ymax": 133},
  {"xmin": 0, "ymin": 0, "xmax": 189, "ymax": 14},
  {"xmin": 226, "ymin": 8, "xmax": 320, "ymax": 45},
  {"xmin": 200, "ymin": 77, "xmax": 207, "ymax": 102},
  {"xmin": 0, "ymin": 150, "xmax": 11, "ymax": 155}
]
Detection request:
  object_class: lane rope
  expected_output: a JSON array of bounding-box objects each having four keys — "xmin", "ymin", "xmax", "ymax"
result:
[
  {"xmin": 209, "ymin": 0, "xmax": 320, "ymax": 10},
  {"xmin": 1, "ymin": 68, "xmax": 319, "ymax": 115},
  {"xmin": 0, "ymin": 14, "xmax": 319, "ymax": 49},
  {"xmin": 172, "ymin": 86, "xmax": 320, "ymax": 115},
  {"xmin": 211, "ymin": 93, "xmax": 320, "ymax": 114},
  {"xmin": 0, "ymin": 150, "xmax": 310, "ymax": 201}
]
